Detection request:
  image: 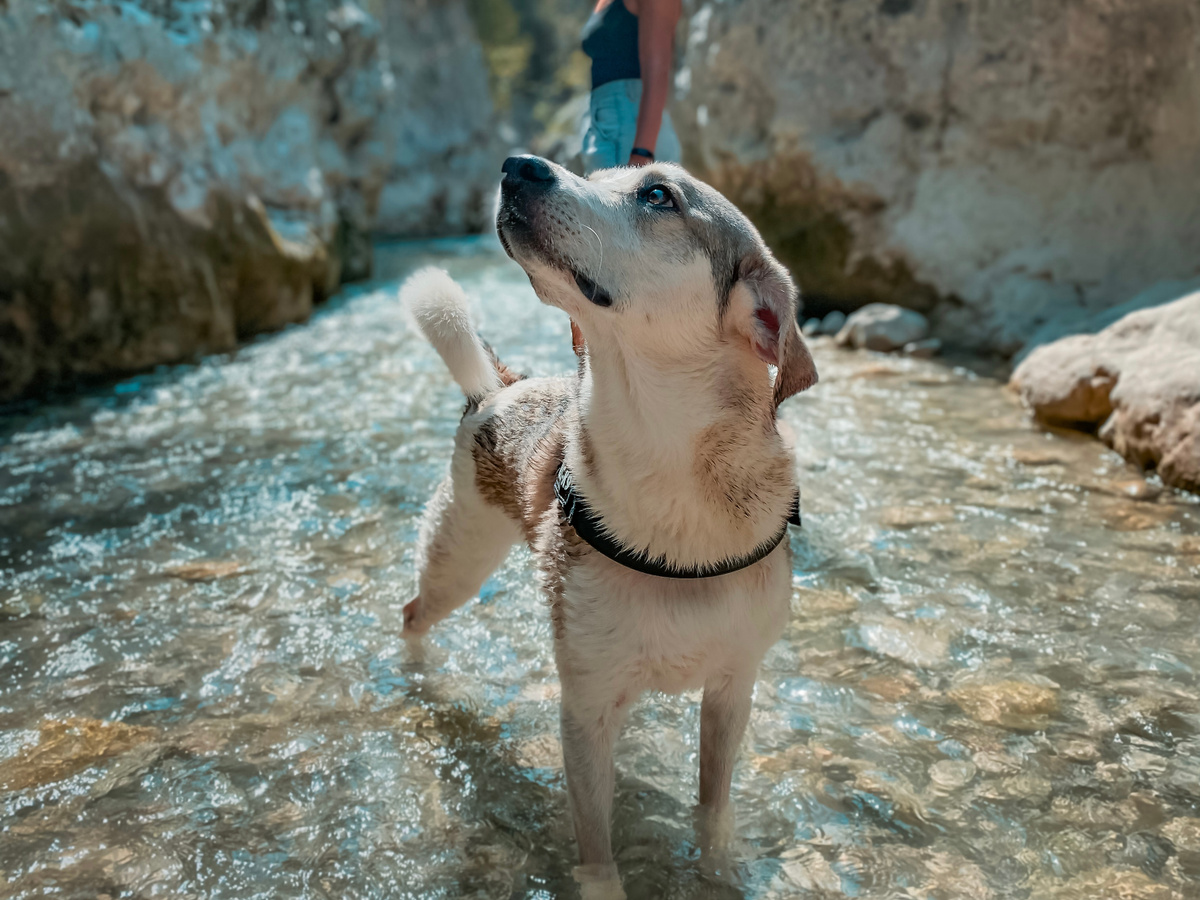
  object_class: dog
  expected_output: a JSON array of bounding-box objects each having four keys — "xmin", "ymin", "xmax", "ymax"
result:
[{"xmin": 400, "ymin": 155, "xmax": 817, "ymax": 898}]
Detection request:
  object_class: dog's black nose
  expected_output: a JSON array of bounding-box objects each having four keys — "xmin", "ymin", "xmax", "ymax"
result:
[{"xmin": 502, "ymin": 155, "xmax": 555, "ymax": 185}]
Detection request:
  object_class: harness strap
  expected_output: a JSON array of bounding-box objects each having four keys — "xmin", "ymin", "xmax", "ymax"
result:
[{"xmin": 553, "ymin": 463, "xmax": 800, "ymax": 579}]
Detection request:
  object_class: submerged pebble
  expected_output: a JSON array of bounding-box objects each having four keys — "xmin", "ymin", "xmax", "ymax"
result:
[
  {"xmin": 0, "ymin": 718, "xmax": 157, "ymax": 793},
  {"xmin": 949, "ymin": 681, "xmax": 1060, "ymax": 730},
  {"xmin": 928, "ymin": 758, "xmax": 977, "ymax": 793}
]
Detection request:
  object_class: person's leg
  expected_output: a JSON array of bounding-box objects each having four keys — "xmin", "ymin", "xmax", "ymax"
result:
[
  {"xmin": 581, "ymin": 125, "xmax": 618, "ymax": 175},
  {"xmin": 584, "ymin": 79, "xmax": 678, "ymax": 172},
  {"xmin": 617, "ymin": 79, "xmax": 681, "ymax": 165},
  {"xmin": 582, "ymin": 83, "xmax": 625, "ymax": 175},
  {"xmin": 655, "ymin": 108, "xmax": 682, "ymax": 165},
  {"xmin": 616, "ymin": 80, "xmax": 642, "ymax": 164}
]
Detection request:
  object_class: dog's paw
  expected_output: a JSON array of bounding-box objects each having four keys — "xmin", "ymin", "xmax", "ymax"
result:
[
  {"xmin": 572, "ymin": 864, "xmax": 625, "ymax": 900},
  {"xmin": 578, "ymin": 882, "xmax": 625, "ymax": 900},
  {"xmin": 402, "ymin": 597, "xmax": 429, "ymax": 636},
  {"xmin": 694, "ymin": 802, "xmax": 736, "ymax": 861}
]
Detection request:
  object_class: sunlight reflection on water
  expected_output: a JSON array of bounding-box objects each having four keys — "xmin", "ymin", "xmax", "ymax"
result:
[{"xmin": 1, "ymin": 237, "xmax": 1198, "ymax": 899}]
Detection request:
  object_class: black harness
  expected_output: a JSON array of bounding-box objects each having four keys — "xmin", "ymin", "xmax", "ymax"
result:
[{"xmin": 554, "ymin": 463, "xmax": 801, "ymax": 579}]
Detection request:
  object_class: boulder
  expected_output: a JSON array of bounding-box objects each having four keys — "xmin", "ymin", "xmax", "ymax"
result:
[
  {"xmin": 836, "ymin": 303, "xmax": 930, "ymax": 352},
  {"xmin": 903, "ymin": 338, "xmax": 942, "ymax": 359},
  {"xmin": 0, "ymin": 0, "xmax": 499, "ymax": 402},
  {"xmin": 1012, "ymin": 292, "xmax": 1200, "ymax": 492},
  {"xmin": 819, "ymin": 310, "xmax": 847, "ymax": 336},
  {"xmin": 801, "ymin": 309, "xmax": 848, "ymax": 337},
  {"xmin": 674, "ymin": 0, "xmax": 1200, "ymax": 354}
]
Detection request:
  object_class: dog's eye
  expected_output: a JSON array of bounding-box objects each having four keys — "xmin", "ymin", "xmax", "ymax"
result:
[{"xmin": 640, "ymin": 184, "xmax": 676, "ymax": 208}]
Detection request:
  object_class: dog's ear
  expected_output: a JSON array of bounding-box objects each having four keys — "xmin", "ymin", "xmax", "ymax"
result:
[{"xmin": 732, "ymin": 249, "xmax": 818, "ymax": 406}]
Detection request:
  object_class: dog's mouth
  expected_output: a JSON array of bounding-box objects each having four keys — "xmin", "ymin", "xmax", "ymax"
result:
[
  {"xmin": 571, "ymin": 269, "xmax": 613, "ymax": 308},
  {"xmin": 497, "ymin": 225, "xmax": 613, "ymax": 308},
  {"xmin": 496, "ymin": 195, "xmax": 613, "ymax": 308},
  {"xmin": 497, "ymin": 225, "xmax": 514, "ymax": 260}
]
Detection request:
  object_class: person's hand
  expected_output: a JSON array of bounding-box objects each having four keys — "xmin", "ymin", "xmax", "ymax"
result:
[{"xmin": 627, "ymin": 153, "xmax": 652, "ymax": 167}]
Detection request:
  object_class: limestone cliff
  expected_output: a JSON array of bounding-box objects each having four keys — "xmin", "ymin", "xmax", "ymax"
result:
[
  {"xmin": 0, "ymin": 0, "xmax": 499, "ymax": 402},
  {"xmin": 674, "ymin": 0, "xmax": 1200, "ymax": 355}
]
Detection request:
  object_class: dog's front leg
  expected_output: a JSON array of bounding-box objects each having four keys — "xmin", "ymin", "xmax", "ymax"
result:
[
  {"xmin": 696, "ymin": 668, "xmax": 756, "ymax": 852},
  {"xmin": 560, "ymin": 690, "xmax": 630, "ymax": 900}
]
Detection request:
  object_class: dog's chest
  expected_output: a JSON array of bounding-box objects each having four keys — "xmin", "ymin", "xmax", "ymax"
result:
[{"xmin": 567, "ymin": 552, "xmax": 792, "ymax": 695}]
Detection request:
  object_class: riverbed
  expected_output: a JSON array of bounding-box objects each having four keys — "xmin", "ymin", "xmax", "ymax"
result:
[{"xmin": 1, "ymin": 238, "xmax": 1198, "ymax": 899}]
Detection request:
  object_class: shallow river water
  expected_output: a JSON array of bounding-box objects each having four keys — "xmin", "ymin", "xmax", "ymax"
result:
[{"xmin": 2, "ymin": 238, "xmax": 1199, "ymax": 900}]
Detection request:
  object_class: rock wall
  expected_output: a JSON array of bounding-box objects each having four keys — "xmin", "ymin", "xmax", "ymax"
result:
[
  {"xmin": 674, "ymin": 0, "xmax": 1200, "ymax": 355},
  {"xmin": 373, "ymin": 0, "xmax": 499, "ymax": 236},
  {"xmin": 0, "ymin": 0, "xmax": 499, "ymax": 402}
]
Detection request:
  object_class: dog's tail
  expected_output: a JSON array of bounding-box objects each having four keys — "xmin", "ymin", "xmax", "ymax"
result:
[{"xmin": 401, "ymin": 267, "xmax": 515, "ymax": 401}]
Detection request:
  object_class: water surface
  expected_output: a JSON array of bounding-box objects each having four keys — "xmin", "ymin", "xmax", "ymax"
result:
[{"xmin": 2, "ymin": 238, "xmax": 1198, "ymax": 899}]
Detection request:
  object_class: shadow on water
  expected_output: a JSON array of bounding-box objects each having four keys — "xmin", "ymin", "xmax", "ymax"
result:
[{"xmin": 389, "ymin": 652, "xmax": 756, "ymax": 899}]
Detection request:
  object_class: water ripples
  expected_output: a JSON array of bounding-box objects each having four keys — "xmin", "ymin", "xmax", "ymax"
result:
[{"xmin": 1, "ymin": 237, "xmax": 1198, "ymax": 899}]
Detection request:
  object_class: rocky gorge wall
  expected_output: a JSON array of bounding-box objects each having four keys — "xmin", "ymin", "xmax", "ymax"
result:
[
  {"xmin": 6, "ymin": 0, "xmax": 1199, "ymax": 403},
  {"xmin": 673, "ymin": 0, "xmax": 1200, "ymax": 355},
  {"xmin": 0, "ymin": 0, "xmax": 499, "ymax": 403}
]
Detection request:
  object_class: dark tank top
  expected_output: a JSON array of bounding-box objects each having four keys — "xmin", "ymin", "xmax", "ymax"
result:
[{"xmin": 581, "ymin": 0, "xmax": 639, "ymax": 89}]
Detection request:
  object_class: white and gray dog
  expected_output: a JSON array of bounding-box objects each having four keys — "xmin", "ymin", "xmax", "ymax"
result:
[{"xmin": 400, "ymin": 155, "xmax": 818, "ymax": 898}]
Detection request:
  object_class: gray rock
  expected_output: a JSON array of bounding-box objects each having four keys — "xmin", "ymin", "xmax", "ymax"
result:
[
  {"xmin": 801, "ymin": 317, "xmax": 823, "ymax": 336},
  {"xmin": 836, "ymin": 304, "xmax": 930, "ymax": 352},
  {"xmin": 903, "ymin": 338, "xmax": 942, "ymax": 359},
  {"xmin": 818, "ymin": 310, "xmax": 847, "ymax": 335},
  {"xmin": 1011, "ymin": 291, "xmax": 1200, "ymax": 493},
  {"xmin": 370, "ymin": 3, "xmax": 499, "ymax": 236},
  {"xmin": 674, "ymin": 0, "xmax": 1200, "ymax": 355},
  {"xmin": 0, "ymin": 0, "xmax": 499, "ymax": 402}
]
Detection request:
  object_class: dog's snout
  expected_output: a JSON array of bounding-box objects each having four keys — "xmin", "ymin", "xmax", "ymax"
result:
[
  {"xmin": 497, "ymin": 155, "xmax": 558, "ymax": 256},
  {"xmin": 502, "ymin": 155, "xmax": 555, "ymax": 186}
]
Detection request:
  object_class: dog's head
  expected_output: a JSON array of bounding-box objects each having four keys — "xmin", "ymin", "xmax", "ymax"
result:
[{"xmin": 495, "ymin": 155, "xmax": 817, "ymax": 406}]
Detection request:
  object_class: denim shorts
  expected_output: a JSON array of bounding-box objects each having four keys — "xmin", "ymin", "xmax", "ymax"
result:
[{"xmin": 581, "ymin": 78, "xmax": 682, "ymax": 174}]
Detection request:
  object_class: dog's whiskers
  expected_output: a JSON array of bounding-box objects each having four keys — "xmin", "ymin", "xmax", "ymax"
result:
[{"xmin": 582, "ymin": 223, "xmax": 604, "ymax": 278}]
